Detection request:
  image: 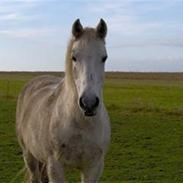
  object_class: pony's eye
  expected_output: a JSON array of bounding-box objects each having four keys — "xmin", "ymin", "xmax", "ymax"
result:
[
  {"xmin": 72, "ymin": 56, "xmax": 77, "ymax": 62},
  {"xmin": 102, "ymin": 55, "xmax": 107, "ymax": 63}
]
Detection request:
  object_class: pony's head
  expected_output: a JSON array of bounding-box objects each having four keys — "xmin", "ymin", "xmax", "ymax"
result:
[{"xmin": 67, "ymin": 19, "xmax": 108, "ymax": 117}]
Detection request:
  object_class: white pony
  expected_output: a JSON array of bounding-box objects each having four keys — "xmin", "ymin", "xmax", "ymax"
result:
[{"xmin": 16, "ymin": 19, "xmax": 111, "ymax": 183}]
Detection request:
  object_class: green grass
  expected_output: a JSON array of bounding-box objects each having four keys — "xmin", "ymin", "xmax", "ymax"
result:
[{"xmin": 0, "ymin": 72, "xmax": 183, "ymax": 183}]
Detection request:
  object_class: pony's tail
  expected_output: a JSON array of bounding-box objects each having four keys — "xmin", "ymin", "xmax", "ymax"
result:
[{"xmin": 9, "ymin": 166, "xmax": 26, "ymax": 183}]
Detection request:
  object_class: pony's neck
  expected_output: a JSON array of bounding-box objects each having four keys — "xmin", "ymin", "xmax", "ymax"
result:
[
  {"xmin": 64, "ymin": 38, "xmax": 75, "ymax": 91},
  {"xmin": 61, "ymin": 37, "xmax": 79, "ymax": 113}
]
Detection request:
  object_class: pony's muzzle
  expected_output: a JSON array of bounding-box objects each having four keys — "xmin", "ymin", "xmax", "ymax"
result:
[{"xmin": 79, "ymin": 95, "xmax": 99, "ymax": 116}]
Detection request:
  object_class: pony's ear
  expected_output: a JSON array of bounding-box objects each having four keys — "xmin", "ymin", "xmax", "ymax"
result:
[
  {"xmin": 96, "ymin": 19, "xmax": 107, "ymax": 39},
  {"xmin": 72, "ymin": 19, "xmax": 83, "ymax": 39}
]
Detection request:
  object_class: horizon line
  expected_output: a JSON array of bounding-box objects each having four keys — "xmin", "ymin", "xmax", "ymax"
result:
[{"xmin": 0, "ymin": 70, "xmax": 183, "ymax": 74}]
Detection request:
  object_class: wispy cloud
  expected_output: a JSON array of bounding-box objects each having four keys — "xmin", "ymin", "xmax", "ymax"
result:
[
  {"xmin": 0, "ymin": 27, "xmax": 62, "ymax": 38},
  {"xmin": 0, "ymin": 13, "xmax": 19, "ymax": 20},
  {"xmin": 0, "ymin": 0, "xmax": 37, "ymax": 12},
  {"xmin": 0, "ymin": 1, "xmax": 39, "ymax": 23},
  {"xmin": 87, "ymin": 1, "xmax": 182, "ymax": 35},
  {"xmin": 0, "ymin": 12, "xmax": 35, "ymax": 21},
  {"xmin": 107, "ymin": 15, "xmax": 162, "ymax": 35},
  {"xmin": 108, "ymin": 37, "xmax": 183, "ymax": 48},
  {"xmin": 85, "ymin": 1, "xmax": 154, "ymax": 35},
  {"xmin": 0, "ymin": 0, "xmax": 44, "ymax": 40}
]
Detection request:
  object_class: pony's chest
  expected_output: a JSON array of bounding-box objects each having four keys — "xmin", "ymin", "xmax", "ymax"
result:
[{"xmin": 59, "ymin": 133, "xmax": 102, "ymax": 168}]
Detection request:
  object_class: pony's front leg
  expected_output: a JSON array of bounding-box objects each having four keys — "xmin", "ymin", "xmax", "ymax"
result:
[
  {"xmin": 81, "ymin": 159, "xmax": 104, "ymax": 183},
  {"xmin": 47, "ymin": 156, "xmax": 65, "ymax": 183}
]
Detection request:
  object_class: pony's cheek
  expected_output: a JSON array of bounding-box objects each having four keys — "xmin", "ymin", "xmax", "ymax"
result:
[
  {"xmin": 75, "ymin": 79, "xmax": 82, "ymax": 97},
  {"xmin": 73, "ymin": 65, "xmax": 79, "ymax": 79}
]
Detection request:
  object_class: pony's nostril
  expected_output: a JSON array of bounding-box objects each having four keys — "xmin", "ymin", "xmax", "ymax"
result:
[
  {"xmin": 79, "ymin": 97, "xmax": 85, "ymax": 110},
  {"xmin": 93, "ymin": 97, "xmax": 99, "ymax": 108}
]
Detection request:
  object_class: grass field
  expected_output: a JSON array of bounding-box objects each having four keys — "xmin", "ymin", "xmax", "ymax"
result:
[{"xmin": 0, "ymin": 72, "xmax": 183, "ymax": 183}]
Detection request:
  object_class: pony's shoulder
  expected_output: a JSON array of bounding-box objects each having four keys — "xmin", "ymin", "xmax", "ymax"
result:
[{"xmin": 18, "ymin": 75, "xmax": 63, "ymax": 104}]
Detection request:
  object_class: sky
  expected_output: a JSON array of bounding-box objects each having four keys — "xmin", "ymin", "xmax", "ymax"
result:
[{"xmin": 0, "ymin": 0, "xmax": 183, "ymax": 72}]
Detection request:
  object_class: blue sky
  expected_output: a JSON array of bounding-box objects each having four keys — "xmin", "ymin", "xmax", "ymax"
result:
[{"xmin": 0, "ymin": 0, "xmax": 183, "ymax": 71}]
